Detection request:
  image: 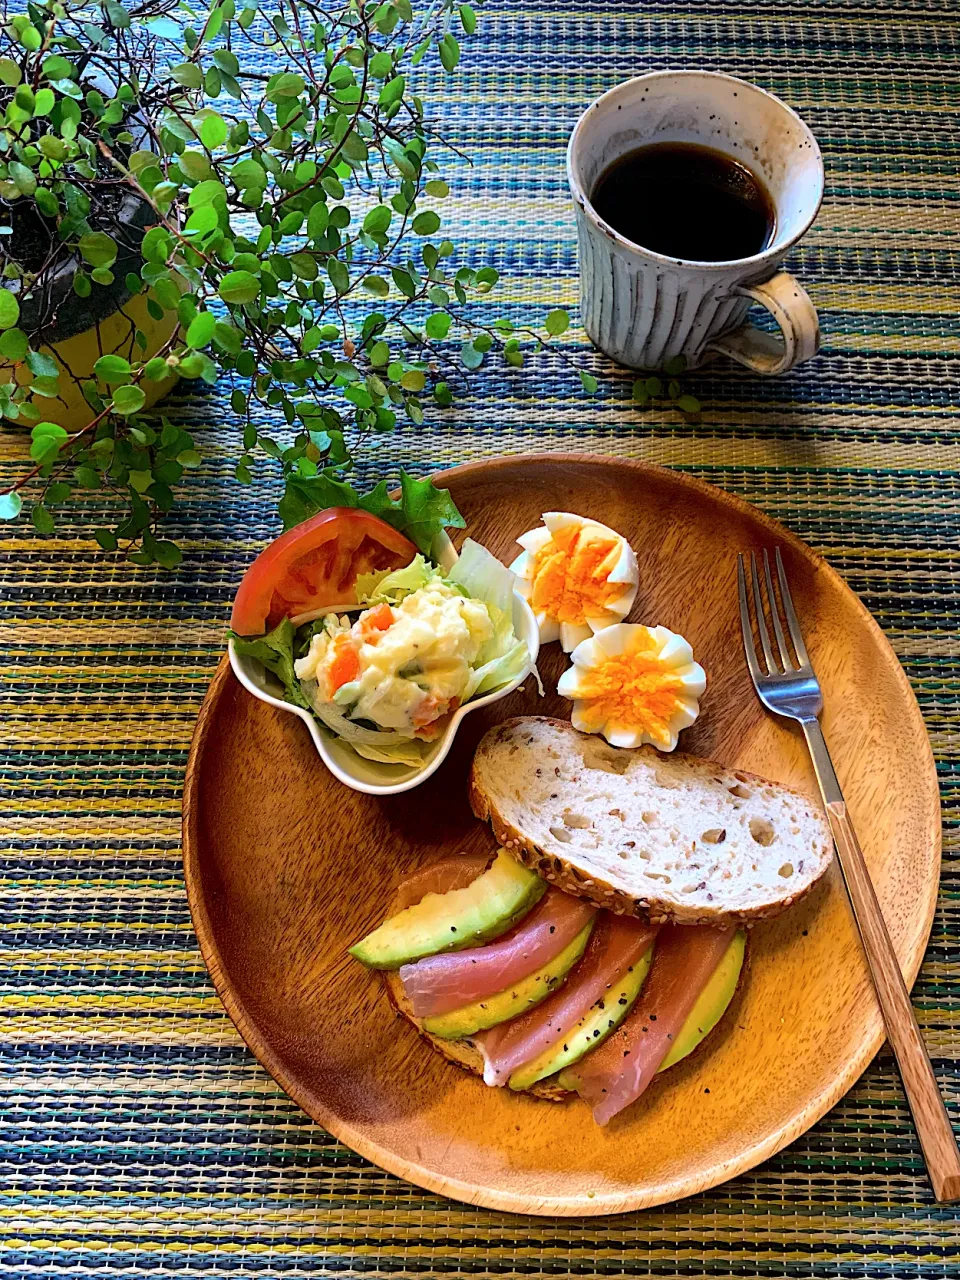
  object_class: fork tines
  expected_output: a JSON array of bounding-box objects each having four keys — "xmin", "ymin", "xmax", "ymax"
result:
[{"xmin": 737, "ymin": 548, "xmax": 811, "ymax": 680}]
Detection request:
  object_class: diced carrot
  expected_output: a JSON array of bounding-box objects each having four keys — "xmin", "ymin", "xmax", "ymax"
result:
[
  {"xmin": 411, "ymin": 694, "xmax": 461, "ymax": 739},
  {"xmin": 412, "ymin": 693, "xmax": 443, "ymax": 730},
  {"xmin": 327, "ymin": 639, "xmax": 361, "ymax": 694},
  {"xmin": 360, "ymin": 603, "xmax": 394, "ymax": 634}
]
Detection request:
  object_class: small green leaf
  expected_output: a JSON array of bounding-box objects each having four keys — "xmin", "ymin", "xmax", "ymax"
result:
[
  {"xmin": 327, "ymin": 259, "xmax": 349, "ymax": 295},
  {"xmin": 579, "ymin": 371, "xmax": 598, "ymax": 393},
  {"xmin": 177, "ymin": 449, "xmax": 202, "ymax": 468},
  {"xmin": 95, "ymin": 528, "xmax": 118, "ymax": 550},
  {"xmin": 378, "ymin": 74, "xmax": 405, "ymax": 107},
  {"xmin": 369, "ymin": 341, "xmax": 390, "ymax": 366},
  {"xmin": 412, "ymin": 211, "xmax": 441, "ymax": 236},
  {"xmin": 171, "ymin": 62, "xmax": 203, "ymax": 89},
  {"xmin": 363, "ymin": 204, "xmax": 392, "ymax": 234},
  {"xmin": 0, "ymin": 290, "xmax": 20, "ymax": 331},
  {"xmin": 391, "ymin": 267, "xmax": 416, "ymax": 298},
  {"xmin": 199, "ymin": 113, "xmax": 228, "ymax": 149},
  {"xmin": 0, "ymin": 491, "xmax": 22, "ymax": 520},
  {"xmin": 106, "ymin": 3, "xmax": 131, "ymax": 28},
  {"xmin": 425, "ymin": 179, "xmax": 449, "ymax": 198},
  {"xmin": 14, "ymin": 84, "xmax": 35, "ymax": 115},
  {"xmin": 94, "ymin": 354, "xmax": 131, "ymax": 382},
  {"xmin": 459, "ymin": 4, "xmax": 478, "ymax": 34},
  {"xmin": 461, "ymin": 342, "xmax": 483, "ymax": 371},
  {"xmin": 185, "ymin": 205, "xmax": 219, "ymax": 236},
  {"xmin": 439, "ymin": 32, "xmax": 460, "ymax": 72},
  {"xmin": 645, "ymin": 376, "xmax": 662, "ymax": 397},
  {"xmin": 307, "ymin": 202, "xmax": 329, "ymax": 240},
  {"xmin": 112, "ymin": 385, "xmax": 146, "ymax": 415},
  {"xmin": 433, "ymin": 381, "xmax": 453, "ymax": 408},
  {"xmin": 26, "ymin": 350, "xmax": 59, "ymax": 378},
  {"xmin": 400, "ymin": 369, "xmax": 426, "ymax": 392},
  {"xmin": 424, "ymin": 313, "xmax": 451, "ymax": 340},
  {"xmin": 78, "ymin": 232, "xmax": 117, "ymax": 268},
  {"xmin": 545, "ymin": 309, "xmax": 570, "ymax": 337},
  {"xmin": 663, "ymin": 355, "xmax": 687, "ymax": 376},
  {"xmin": 290, "ymin": 253, "xmax": 319, "ymax": 281},
  {"xmin": 153, "ymin": 540, "xmax": 183, "ymax": 569},
  {"xmin": 0, "ymin": 326, "xmax": 27, "ymax": 362},
  {"xmin": 31, "ymin": 503, "xmax": 55, "ymax": 534},
  {"xmin": 0, "ymin": 59, "xmax": 22, "ymax": 87},
  {"xmin": 213, "ymin": 321, "xmax": 243, "ymax": 355},
  {"xmin": 218, "ymin": 270, "xmax": 260, "ymax": 304},
  {"xmin": 678, "ymin": 394, "xmax": 701, "ymax": 414},
  {"xmin": 363, "ymin": 275, "xmax": 389, "ymax": 297},
  {"xmin": 186, "ymin": 311, "xmax": 216, "ymax": 348}
]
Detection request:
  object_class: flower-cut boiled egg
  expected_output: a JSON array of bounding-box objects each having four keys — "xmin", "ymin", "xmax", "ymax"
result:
[
  {"xmin": 509, "ymin": 512, "xmax": 638, "ymax": 651},
  {"xmin": 557, "ymin": 623, "xmax": 706, "ymax": 751}
]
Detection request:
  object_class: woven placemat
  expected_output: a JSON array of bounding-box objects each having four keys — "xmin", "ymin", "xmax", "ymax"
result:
[{"xmin": 2, "ymin": 0, "xmax": 959, "ymax": 1274}]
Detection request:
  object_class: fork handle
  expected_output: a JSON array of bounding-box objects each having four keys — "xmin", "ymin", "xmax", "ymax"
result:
[{"xmin": 801, "ymin": 717, "xmax": 960, "ymax": 1202}]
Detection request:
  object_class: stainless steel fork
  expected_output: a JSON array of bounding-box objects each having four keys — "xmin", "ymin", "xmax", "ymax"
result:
[{"xmin": 738, "ymin": 548, "xmax": 960, "ymax": 1202}]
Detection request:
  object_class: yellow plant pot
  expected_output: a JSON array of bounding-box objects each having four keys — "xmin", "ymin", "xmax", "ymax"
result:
[{"xmin": 1, "ymin": 286, "xmax": 181, "ymax": 431}]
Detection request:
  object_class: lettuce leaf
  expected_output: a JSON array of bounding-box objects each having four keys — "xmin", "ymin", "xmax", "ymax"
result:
[
  {"xmin": 355, "ymin": 554, "xmax": 435, "ymax": 603},
  {"xmin": 352, "ymin": 740, "xmax": 431, "ymax": 768},
  {"xmin": 228, "ymin": 618, "xmax": 312, "ymax": 712},
  {"xmin": 278, "ymin": 468, "xmax": 465, "ymax": 554},
  {"xmin": 447, "ymin": 538, "xmax": 516, "ymax": 613}
]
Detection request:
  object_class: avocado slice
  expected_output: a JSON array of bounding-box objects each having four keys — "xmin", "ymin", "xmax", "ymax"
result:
[
  {"xmin": 423, "ymin": 920, "xmax": 595, "ymax": 1039},
  {"xmin": 656, "ymin": 928, "xmax": 745, "ymax": 1072},
  {"xmin": 349, "ymin": 851, "xmax": 546, "ymax": 970},
  {"xmin": 511, "ymin": 944, "xmax": 654, "ymax": 1090},
  {"xmin": 553, "ymin": 927, "xmax": 746, "ymax": 1091}
]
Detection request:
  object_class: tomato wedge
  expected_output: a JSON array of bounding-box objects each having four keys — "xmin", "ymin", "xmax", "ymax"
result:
[{"xmin": 231, "ymin": 508, "xmax": 416, "ymax": 635}]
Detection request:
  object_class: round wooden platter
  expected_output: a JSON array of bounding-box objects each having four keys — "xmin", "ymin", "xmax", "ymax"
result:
[{"xmin": 182, "ymin": 453, "xmax": 941, "ymax": 1216}]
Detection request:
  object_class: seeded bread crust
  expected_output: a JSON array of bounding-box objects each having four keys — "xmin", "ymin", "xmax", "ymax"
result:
[
  {"xmin": 383, "ymin": 970, "xmax": 570, "ymax": 1101},
  {"xmin": 469, "ymin": 717, "xmax": 832, "ymax": 926}
]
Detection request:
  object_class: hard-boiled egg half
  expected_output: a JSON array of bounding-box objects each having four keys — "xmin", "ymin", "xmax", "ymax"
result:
[
  {"xmin": 510, "ymin": 512, "xmax": 638, "ymax": 652},
  {"xmin": 557, "ymin": 624, "xmax": 706, "ymax": 751}
]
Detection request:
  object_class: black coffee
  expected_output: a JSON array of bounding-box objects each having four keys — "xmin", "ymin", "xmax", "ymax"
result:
[{"xmin": 590, "ymin": 142, "xmax": 776, "ymax": 262}]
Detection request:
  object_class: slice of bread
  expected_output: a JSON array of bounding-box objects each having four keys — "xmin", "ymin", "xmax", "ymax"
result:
[
  {"xmin": 469, "ymin": 717, "xmax": 832, "ymax": 925},
  {"xmin": 383, "ymin": 970, "xmax": 570, "ymax": 1101}
]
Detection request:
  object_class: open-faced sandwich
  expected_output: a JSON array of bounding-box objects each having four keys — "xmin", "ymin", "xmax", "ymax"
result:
[{"xmin": 350, "ymin": 717, "xmax": 833, "ymax": 1125}]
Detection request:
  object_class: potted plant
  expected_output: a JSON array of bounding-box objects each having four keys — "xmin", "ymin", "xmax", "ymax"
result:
[{"xmin": 0, "ymin": 0, "xmax": 695, "ymax": 564}]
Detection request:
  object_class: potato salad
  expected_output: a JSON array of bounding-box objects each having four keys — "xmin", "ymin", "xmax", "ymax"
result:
[
  {"xmin": 230, "ymin": 542, "xmax": 531, "ymax": 768},
  {"xmin": 295, "ymin": 581, "xmax": 495, "ymax": 738}
]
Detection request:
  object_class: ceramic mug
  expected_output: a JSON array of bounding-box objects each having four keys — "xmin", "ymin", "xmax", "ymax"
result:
[{"xmin": 567, "ymin": 70, "xmax": 824, "ymax": 374}]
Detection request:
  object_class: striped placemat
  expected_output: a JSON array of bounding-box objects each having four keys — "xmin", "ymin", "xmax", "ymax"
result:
[{"xmin": 2, "ymin": 0, "xmax": 959, "ymax": 1274}]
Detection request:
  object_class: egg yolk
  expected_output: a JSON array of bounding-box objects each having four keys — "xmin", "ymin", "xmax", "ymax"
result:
[
  {"xmin": 573, "ymin": 628, "xmax": 685, "ymax": 742},
  {"xmin": 530, "ymin": 524, "xmax": 625, "ymax": 624}
]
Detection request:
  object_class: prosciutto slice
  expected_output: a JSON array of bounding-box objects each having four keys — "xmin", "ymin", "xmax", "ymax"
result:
[
  {"xmin": 567, "ymin": 923, "xmax": 735, "ymax": 1126},
  {"xmin": 400, "ymin": 888, "xmax": 597, "ymax": 1018},
  {"xmin": 390, "ymin": 853, "xmax": 491, "ymax": 913},
  {"xmin": 478, "ymin": 913, "xmax": 658, "ymax": 1086}
]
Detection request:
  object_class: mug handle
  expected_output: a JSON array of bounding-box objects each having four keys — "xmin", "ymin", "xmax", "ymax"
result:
[{"xmin": 706, "ymin": 272, "xmax": 820, "ymax": 376}]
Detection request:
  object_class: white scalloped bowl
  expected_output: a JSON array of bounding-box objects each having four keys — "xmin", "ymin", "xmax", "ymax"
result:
[{"xmin": 227, "ymin": 534, "xmax": 540, "ymax": 796}]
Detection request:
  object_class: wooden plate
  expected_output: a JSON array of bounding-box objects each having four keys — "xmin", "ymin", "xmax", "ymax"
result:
[{"xmin": 182, "ymin": 453, "xmax": 940, "ymax": 1216}]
